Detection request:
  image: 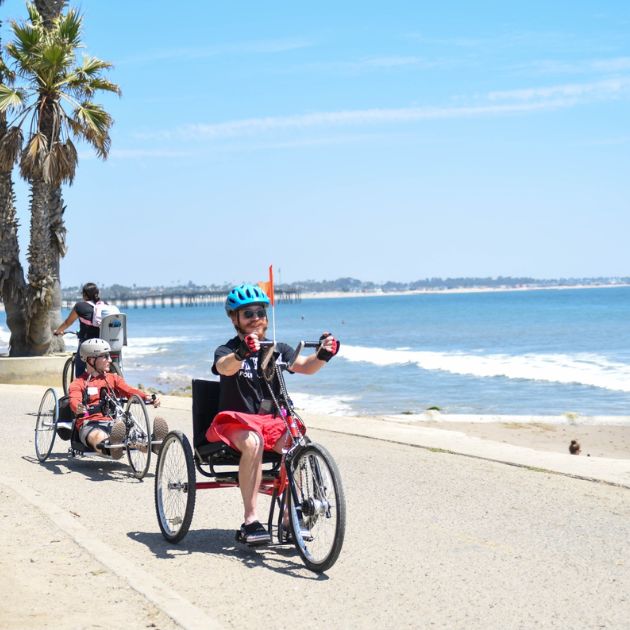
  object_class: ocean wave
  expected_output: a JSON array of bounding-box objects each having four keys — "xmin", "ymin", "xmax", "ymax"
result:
[
  {"xmin": 291, "ymin": 392, "xmax": 356, "ymax": 416},
  {"xmin": 124, "ymin": 336, "xmax": 190, "ymax": 359},
  {"xmin": 341, "ymin": 345, "xmax": 630, "ymax": 393}
]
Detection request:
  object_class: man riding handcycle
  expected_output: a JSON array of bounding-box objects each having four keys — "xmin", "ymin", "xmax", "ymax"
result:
[{"xmin": 154, "ymin": 283, "xmax": 346, "ymax": 572}]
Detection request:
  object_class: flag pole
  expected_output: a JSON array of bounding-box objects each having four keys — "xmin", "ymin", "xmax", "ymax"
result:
[{"xmin": 269, "ymin": 265, "xmax": 276, "ymax": 344}]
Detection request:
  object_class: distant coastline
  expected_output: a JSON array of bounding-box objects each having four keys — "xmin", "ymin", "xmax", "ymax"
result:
[{"xmin": 299, "ymin": 282, "xmax": 630, "ymax": 300}]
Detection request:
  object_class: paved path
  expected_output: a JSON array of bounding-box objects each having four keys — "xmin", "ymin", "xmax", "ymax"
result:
[{"xmin": 2, "ymin": 385, "xmax": 629, "ymax": 629}]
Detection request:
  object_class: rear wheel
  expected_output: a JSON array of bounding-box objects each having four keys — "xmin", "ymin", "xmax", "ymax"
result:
[
  {"xmin": 155, "ymin": 431, "xmax": 196, "ymax": 542},
  {"xmin": 125, "ymin": 395, "xmax": 151, "ymax": 479},
  {"xmin": 35, "ymin": 388, "xmax": 58, "ymax": 462},
  {"xmin": 62, "ymin": 355, "xmax": 74, "ymax": 395},
  {"xmin": 288, "ymin": 443, "xmax": 346, "ymax": 573}
]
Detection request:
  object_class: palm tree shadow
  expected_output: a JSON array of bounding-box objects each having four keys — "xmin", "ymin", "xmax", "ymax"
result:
[{"xmin": 127, "ymin": 529, "xmax": 328, "ymax": 580}]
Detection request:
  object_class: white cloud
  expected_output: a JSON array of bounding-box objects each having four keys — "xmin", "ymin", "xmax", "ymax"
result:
[
  {"xmin": 487, "ymin": 77, "xmax": 630, "ymax": 101},
  {"xmin": 138, "ymin": 98, "xmax": 584, "ymax": 141}
]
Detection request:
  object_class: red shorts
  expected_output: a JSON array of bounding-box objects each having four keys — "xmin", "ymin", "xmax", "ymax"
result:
[{"xmin": 206, "ymin": 411, "xmax": 288, "ymax": 452}]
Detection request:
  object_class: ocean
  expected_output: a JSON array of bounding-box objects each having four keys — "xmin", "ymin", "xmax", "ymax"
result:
[{"xmin": 2, "ymin": 287, "xmax": 630, "ymax": 417}]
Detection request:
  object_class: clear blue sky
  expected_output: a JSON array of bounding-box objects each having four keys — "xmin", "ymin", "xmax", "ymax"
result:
[{"xmin": 2, "ymin": 0, "xmax": 629, "ymax": 287}]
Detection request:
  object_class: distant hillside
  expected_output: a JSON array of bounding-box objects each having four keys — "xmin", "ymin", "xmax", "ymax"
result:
[{"xmin": 61, "ymin": 276, "xmax": 630, "ymax": 300}]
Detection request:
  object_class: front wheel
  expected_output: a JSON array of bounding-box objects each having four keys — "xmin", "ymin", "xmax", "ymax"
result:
[
  {"xmin": 155, "ymin": 431, "xmax": 196, "ymax": 543},
  {"xmin": 125, "ymin": 395, "xmax": 151, "ymax": 479},
  {"xmin": 62, "ymin": 355, "xmax": 74, "ymax": 395},
  {"xmin": 35, "ymin": 388, "xmax": 58, "ymax": 462},
  {"xmin": 288, "ymin": 443, "xmax": 346, "ymax": 573}
]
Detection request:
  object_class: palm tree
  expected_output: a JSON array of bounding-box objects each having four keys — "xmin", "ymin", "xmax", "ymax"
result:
[
  {"xmin": 0, "ymin": 0, "xmax": 29, "ymax": 354},
  {"xmin": 0, "ymin": 3, "xmax": 120, "ymax": 355}
]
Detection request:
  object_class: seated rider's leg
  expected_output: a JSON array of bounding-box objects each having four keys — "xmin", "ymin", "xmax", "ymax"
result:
[
  {"xmin": 272, "ymin": 430, "xmax": 291, "ymax": 454},
  {"xmin": 230, "ymin": 428, "xmax": 264, "ymax": 524},
  {"xmin": 86, "ymin": 426, "xmax": 110, "ymax": 454}
]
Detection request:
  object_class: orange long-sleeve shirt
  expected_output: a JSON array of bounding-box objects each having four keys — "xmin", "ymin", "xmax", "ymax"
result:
[{"xmin": 68, "ymin": 372, "xmax": 147, "ymax": 430}]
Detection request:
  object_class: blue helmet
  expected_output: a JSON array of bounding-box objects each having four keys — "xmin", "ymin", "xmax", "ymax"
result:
[{"xmin": 225, "ymin": 283, "xmax": 270, "ymax": 314}]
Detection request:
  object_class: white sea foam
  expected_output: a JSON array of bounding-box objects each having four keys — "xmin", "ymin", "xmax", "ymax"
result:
[
  {"xmin": 341, "ymin": 345, "xmax": 630, "ymax": 393},
  {"xmin": 291, "ymin": 392, "xmax": 356, "ymax": 416},
  {"xmin": 0, "ymin": 324, "xmax": 10, "ymax": 354},
  {"xmin": 124, "ymin": 336, "xmax": 189, "ymax": 359}
]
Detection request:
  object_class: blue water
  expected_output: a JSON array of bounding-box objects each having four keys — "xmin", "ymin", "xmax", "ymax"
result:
[{"xmin": 2, "ymin": 287, "xmax": 630, "ymax": 416}]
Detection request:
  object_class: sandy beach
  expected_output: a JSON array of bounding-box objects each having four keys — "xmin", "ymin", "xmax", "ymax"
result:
[{"xmin": 1, "ymin": 382, "xmax": 630, "ymax": 629}]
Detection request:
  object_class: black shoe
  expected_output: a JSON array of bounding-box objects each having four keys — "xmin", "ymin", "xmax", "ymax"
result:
[{"xmin": 236, "ymin": 521, "xmax": 271, "ymax": 545}]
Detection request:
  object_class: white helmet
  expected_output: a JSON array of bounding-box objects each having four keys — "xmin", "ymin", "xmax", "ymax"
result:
[{"xmin": 79, "ymin": 338, "xmax": 111, "ymax": 362}]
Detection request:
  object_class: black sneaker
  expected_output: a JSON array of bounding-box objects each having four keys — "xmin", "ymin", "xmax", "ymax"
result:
[{"xmin": 236, "ymin": 521, "xmax": 271, "ymax": 545}]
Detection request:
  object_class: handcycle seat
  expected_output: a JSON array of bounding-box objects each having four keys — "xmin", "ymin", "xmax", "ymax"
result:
[{"xmin": 192, "ymin": 379, "xmax": 281, "ymax": 466}]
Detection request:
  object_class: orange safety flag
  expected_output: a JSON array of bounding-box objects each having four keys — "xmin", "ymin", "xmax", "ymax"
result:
[{"xmin": 257, "ymin": 265, "xmax": 275, "ymax": 306}]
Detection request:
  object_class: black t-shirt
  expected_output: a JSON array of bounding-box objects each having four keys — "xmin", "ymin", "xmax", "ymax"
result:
[
  {"xmin": 212, "ymin": 336, "xmax": 296, "ymax": 414},
  {"xmin": 73, "ymin": 301, "xmax": 99, "ymax": 342}
]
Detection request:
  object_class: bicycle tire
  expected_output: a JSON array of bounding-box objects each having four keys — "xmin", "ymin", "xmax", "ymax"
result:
[
  {"xmin": 155, "ymin": 431, "xmax": 196, "ymax": 543},
  {"xmin": 35, "ymin": 388, "xmax": 58, "ymax": 462},
  {"xmin": 62, "ymin": 355, "xmax": 74, "ymax": 395},
  {"xmin": 125, "ymin": 394, "xmax": 151, "ymax": 479},
  {"xmin": 288, "ymin": 443, "xmax": 346, "ymax": 573}
]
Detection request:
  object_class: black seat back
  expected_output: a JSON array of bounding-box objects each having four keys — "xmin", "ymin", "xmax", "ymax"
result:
[{"xmin": 192, "ymin": 379, "xmax": 220, "ymax": 449}]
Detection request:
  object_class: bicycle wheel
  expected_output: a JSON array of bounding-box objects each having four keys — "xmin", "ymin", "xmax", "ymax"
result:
[
  {"xmin": 125, "ymin": 394, "xmax": 151, "ymax": 479},
  {"xmin": 62, "ymin": 355, "xmax": 74, "ymax": 395},
  {"xmin": 35, "ymin": 388, "xmax": 58, "ymax": 462},
  {"xmin": 155, "ymin": 431, "xmax": 196, "ymax": 542},
  {"xmin": 288, "ymin": 443, "xmax": 346, "ymax": 573}
]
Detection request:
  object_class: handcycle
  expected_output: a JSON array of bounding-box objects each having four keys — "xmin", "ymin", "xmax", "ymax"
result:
[
  {"xmin": 154, "ymin": 340, "xmax": 346, "ymax": 573},
  {"xmin": 61, "ymin": 312, "xmax": 128, "ymax": 395},
  {"xmin": 34, "ymin": 386, "xmax": 161, "ymax": 479}
]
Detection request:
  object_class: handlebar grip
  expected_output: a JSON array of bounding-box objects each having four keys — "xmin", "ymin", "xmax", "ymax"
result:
[{"xmin": 304, "ymin": 341, "xmax": 320, "ymax": 348}]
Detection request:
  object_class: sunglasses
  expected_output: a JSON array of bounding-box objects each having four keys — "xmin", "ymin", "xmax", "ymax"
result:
[
  {"xmin": 96, "ymin": 353, "xmax": 111, "ymax": 360},
  {"xmin": 241, "ymin": 308, "xmax": 267, "ymax": 320}
]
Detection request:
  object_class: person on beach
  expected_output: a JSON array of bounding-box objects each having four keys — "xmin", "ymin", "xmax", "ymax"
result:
[
  {"xmin": 209, "ymin": 283, "xmax": 340, "ymax": 544},
  {"xmin": 54, "ymin": 283, "xmax": 115, "ymax": 377},
  {"xmin": 68, "ymin": 338, "xmax": 168, "ymax": 458}
]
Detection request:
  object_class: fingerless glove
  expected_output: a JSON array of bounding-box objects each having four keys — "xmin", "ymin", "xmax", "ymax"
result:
[{"xmin": 316, "ymin": 334, "xmax": 340, "ymax": 362}]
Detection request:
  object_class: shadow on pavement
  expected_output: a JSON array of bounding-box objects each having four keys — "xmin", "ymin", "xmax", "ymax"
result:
[
  {"xmin": 23, "ymin": 453, "xmax": 142, "ymax": 484},
  {"xmin": 127, "ymin": 529, "xmax": 328, "ymax": 580}
]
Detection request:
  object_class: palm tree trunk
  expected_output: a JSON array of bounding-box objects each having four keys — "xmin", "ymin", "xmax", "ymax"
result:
[
  {"xmin": 48, "ymin": 185, "xmax": 66, "ymax": 351},
  {"xmin": 0, "ymin": 167, "xmax": 29, "ymax": 355},
  {"xmin": 33, "ymin": 0, "xmax": 68, "ymax": 354},
  {"xmin": 33, "ymin": 0, "xmax": 67, "ymax": 26},
  {"xmin": 25, "ymin": 179, "xmax": 56, "ymax": 355}
]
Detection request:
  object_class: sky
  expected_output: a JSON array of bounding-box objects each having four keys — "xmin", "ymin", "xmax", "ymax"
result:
[{"xmin": 1, "ymin": 0, "xmax": 629, "ymax": 287}]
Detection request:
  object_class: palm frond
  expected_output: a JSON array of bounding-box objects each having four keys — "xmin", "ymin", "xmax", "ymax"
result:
[
  {"xmin": 74, "ymin": 102, "xmax": 112, "ymax": 157},
  {"xmin": 0, "ymin": 84, "xmax": 27, "ymax": 112},
  {"xmin": 0, "ymin": 57, "xmax": 17, "ymax": 84},
  {"xmin": 55, "ymin": 9, "xmax": 83, "ymax": 49},
  {"xmin": 26, "ymin": 3, "xmax": 43, "ymax": 28},
  {"xmin": 19, "ymin": 130, "xmax": 48, "ymax": 178},
  {"xmin": 42, "ymin": 140, "xmax": 76, "ymax": 185},
  {"xmin": 78, "ymin": 55, "xmax": 113, "ymax": 76},
  {"xmin": 0, "ymin": 126, "xmax": 24, "ymax": 170}
]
